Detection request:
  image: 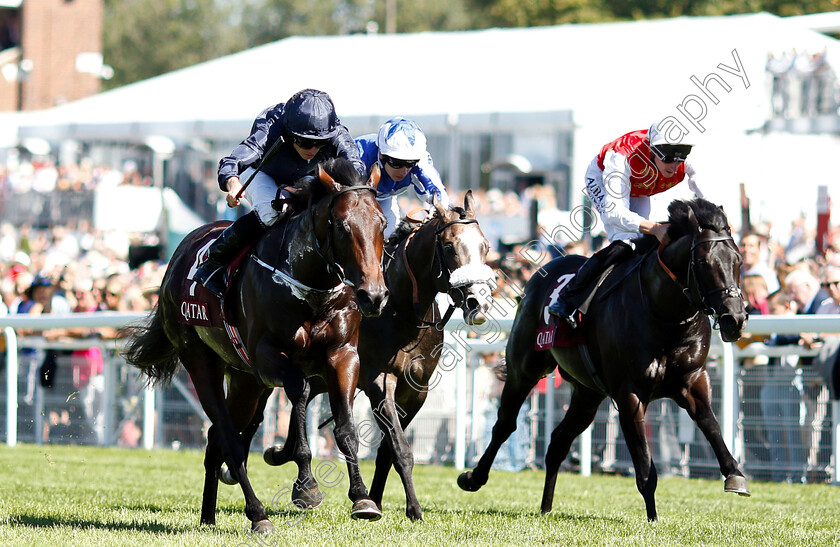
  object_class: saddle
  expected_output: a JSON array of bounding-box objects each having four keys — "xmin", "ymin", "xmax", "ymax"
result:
[
  {"xmin": 534, "ymin": 249, "xmax": 650, "ymax": 352},
  {"xmin": 178, "ymin": 232, "xmax": 254, "ymax": 329}
]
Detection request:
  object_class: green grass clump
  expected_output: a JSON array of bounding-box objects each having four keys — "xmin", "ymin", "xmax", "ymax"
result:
[{"xmin": 1, "ymin": 444, "xmax": 839, "ymax": 546}]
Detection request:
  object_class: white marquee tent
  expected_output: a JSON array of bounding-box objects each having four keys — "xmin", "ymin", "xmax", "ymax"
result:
[{"xmin": 10, "ymin": 12, "xmax": 840, "ymax": 232}]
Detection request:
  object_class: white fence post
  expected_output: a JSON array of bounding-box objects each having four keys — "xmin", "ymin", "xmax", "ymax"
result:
[
  {"xmin": 102, "ymin": 345, "xmax": 116, "ymax": 446},
  {"xmin": 581, "ymin": 424, "xmax": 593, "ymax": 477},
  {"xmin": 544, "ymin": 371, "xmax": 554, "ymax": 462},
  {"xmin": 833, "ymin": 400, "xmax": 840, "ymax": 485},
  {"xmin": 720, "ymin": 337, "xmax": 737, "ymax": 457},
  {"xmin": 4, "ymin": 327, "xmax": 18, "ymax": 447},
  {"xmin": 454, "ymin": 330, "xmax": 468, "ymax": 471},
  {"xmin": 143, "ymin": 386, "xmax": 156, "ymax": 450}
]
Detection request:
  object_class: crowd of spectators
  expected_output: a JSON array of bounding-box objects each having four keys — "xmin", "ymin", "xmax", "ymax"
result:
[
  {"xmin": 0, "ymin": 220, "xmax": 164, "ymax": 319},
  {"xmin": 766, "ymin": 48, "xmax": 840, "ymax": 119},
  {"xmin": 2, "ymin": 152, "xmax": 840, "ymax": 478}
]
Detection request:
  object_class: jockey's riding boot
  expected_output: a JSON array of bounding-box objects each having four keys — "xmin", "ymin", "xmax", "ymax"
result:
[
  {"xmin": 194, "ymin": 211, "xmax": 265, "ymax": 298},
  {"xmin": 548, "ymin": 260, "xmax": 597, "ymax": 328},
  {"xmin": 548, "ymin": 241, "xmax": 633, "ymax": 327}
]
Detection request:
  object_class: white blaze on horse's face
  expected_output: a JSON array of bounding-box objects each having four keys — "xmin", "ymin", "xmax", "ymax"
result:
[{"xmin": 448, "ymin": 225, "xmax": 496, "ymax": 325}]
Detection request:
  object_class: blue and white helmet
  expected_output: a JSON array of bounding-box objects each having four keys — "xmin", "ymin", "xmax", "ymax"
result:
[{"xmin": 376, "ymin": 117, "xmax": 428, "ymax": 161}]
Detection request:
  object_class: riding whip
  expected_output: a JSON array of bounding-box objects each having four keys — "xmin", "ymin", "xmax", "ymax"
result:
[{"xmin": 232, "ymin": 132, "xmax": 287, "ymax": 202}]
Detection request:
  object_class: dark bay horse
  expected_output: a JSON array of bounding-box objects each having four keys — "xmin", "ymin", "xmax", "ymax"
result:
[
  {"xmin": 257, "ymin": 191, "xmax": 496, "ymax": 520},
  {"xmin": 458, "ymin": 198, "xmax": 749, "ymax": 521},
  {"xmin": 123, "ymin": 158, "xmax": 389, "ymax": 532}
]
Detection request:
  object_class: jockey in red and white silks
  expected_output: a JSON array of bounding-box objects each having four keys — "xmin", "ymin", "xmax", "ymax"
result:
[
  {"xmin": 549, "ymin": 121, "xmax": 704, "ymax": 327},
  {"xmin": 585, "ymin": 126, "xmax": 704, "ymax": 245}
]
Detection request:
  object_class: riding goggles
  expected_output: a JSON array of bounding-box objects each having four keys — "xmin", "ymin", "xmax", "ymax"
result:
[
  {"xmin": 293, "ymin": 136, "xmax": 329, "ymax": 149},
  {"xmin": 382, "ymin": 155, "xmax": 419, "ymax": 169},
  {"xmin": 652, "ymin": 144, "xmax": 692, "ymax": 164}
]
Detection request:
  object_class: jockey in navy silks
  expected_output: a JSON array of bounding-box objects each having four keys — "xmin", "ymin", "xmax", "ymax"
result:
[{"xmin": 194, "ymin": 89, "xmax": 364, "ymax": 298}]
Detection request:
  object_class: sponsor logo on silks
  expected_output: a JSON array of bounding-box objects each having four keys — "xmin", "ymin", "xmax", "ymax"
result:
[
  {"xmin": 179, "ymin": 300, "xmax": 212, "ymax": 326},
  {"xmin": 535, "ymin": 327, "xmax": 556, "ymax": 351}
]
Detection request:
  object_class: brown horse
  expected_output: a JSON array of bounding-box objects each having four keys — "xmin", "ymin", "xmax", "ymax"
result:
[
  {"xmin": 122, "ymin": 158, "xmax": 389, "ymax": 533},
  {"xmin": 458, "ymin": 198, "xmax": 750, "ymax": 521},
  {"xmin": 256, "ymin": 191, "xmax": 496, "ymax": 520}
]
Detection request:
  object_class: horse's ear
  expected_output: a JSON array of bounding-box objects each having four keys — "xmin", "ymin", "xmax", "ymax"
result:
[
  {"xmin": 318, "ymin": 164, "xmax": 342, "ymax": 193},
  {"xmin": 686, "ymin": 204, "xmax": 701, "ymax": 232},
  {"xmin": 433, "ymin": 193, "xmax": 447, "ymax": 219},
  {"xmin": 367, "ymin": 162, "xmax": 381, "ymax": 190},
  {"xmin": 464, "ymin": 189, "xmax": 477, "ymax": 218}
]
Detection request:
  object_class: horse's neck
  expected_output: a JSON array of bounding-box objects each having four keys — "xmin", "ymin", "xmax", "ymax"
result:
[
  {"xmin": 639, "ymin": 236, "xmax": 697, "ymax": 323},
  {"xmin": 260, "ymin": 211, "xmax": 336, "ymax": 289},
  {"xmin": 389, "ymin": 224, "xmax": 440, "ymax": 315}
]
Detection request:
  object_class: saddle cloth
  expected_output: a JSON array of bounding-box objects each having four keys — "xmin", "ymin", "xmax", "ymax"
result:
[
  {"xmin": 177, "ymin": 231, "xmax": 251, "ymax": 328},
  {"xmin": 535, "ymin": 270, "xmax": 586, "ymax": 351},
  {"xmin": 534, "ymin": 248, "xmax": 650, "ymax": 352}
]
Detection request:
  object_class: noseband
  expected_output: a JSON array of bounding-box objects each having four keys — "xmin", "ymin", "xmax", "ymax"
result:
[
  {"xmin": 657, "ymin": 232, "xmax": 742, "ymax": 327},
  {"xmin": 434, "ymin": 218, "xmax": 479, "ymax": 291},
  {"xmin": 309, "ymin": 185, "xmax": 378, "ymax": 286}
]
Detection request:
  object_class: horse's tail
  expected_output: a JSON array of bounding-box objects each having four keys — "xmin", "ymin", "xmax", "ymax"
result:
[{"xmin": 121, "ymin": 306, "xmax": 180, "ymax": 386}]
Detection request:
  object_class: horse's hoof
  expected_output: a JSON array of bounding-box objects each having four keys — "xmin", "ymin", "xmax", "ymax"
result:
[
  {"xmin": 457, "ymin": 471, "xmax": 481, "ymax": 492},
  {"xmin": 219, "ymin": 464, "xmax": 238, "ymax": 485},
  {"xmin": 406, "ymin": 506, "xmax": 423, "ymax": 521},
  {"xmin": 351, "ymin": 499, "xmax": 383, "ymax": 521},
  {"xmin": 263, "ymin": 445, "xmax": 292, "ymax": 467},
  {"xmin": 251, "ymin": 519, "xmax": 275, "ymax": 534},
  {"xmin": 292, "ymin": 484, "xmax": 323, "ymax": 509},
  {"xmin": 724, "ymin": 474, "xmax": 751, "ymax": 497}
]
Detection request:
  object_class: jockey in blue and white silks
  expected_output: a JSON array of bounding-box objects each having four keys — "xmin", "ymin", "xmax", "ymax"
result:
[{"xmin": 356, "ymin": 117, "xmax": 450, "ymax": 236}]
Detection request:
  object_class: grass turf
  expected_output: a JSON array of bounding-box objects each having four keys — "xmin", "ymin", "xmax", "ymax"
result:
[{"xmin": 1, "ymin": 443, "xmax": 839, "ymax": 546}]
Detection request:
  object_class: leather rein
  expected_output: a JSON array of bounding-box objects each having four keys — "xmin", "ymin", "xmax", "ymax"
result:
[
  {"xmin": 308, "ymin": 185, "xmax": 379, "ymax": 287},
  {"xmin": 656, "ymin": 231, "xmax": 742, "ymax": 327}
]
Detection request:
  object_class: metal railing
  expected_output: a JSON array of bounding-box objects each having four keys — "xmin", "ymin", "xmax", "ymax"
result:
[{"xmin": 2, "ymin": 312, "xmax": 840, "ymax": 483}]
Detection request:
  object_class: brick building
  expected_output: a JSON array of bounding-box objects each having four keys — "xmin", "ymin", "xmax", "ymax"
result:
[{"xmin": 0, "ymin": 0, "xmax": 103, "ymax": 111}]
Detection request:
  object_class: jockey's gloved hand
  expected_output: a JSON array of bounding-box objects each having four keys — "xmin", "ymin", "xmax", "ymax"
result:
[{"xmin": 271, "ymin": 187, "xmax": 294, "ymax": 216}]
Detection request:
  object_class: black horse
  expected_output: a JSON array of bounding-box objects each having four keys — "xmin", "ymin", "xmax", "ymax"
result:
[
  {"xmin": 458, "ymin": 198, "xmax": 750, "ymax": 521},
  {"xmin": 256, "ymin": 191, "xmax": 496, "ymax": 520},
  {"xmin": 123, "ymin": 158, "xmax": 389, "ymax": 532}
]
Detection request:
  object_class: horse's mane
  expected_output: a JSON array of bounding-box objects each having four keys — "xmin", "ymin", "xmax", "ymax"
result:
[
  {"xmin": 665, "ymin": 198, "xmax": 730, "ymax": 241},
  {"xmin": 385, "ymin": 205, "xmax": 468, "ymax": 248},
  {"xmin": 286, "ymin": 157, "xmax": 365, "ymax": 208},
  {"xmin": 321, "ymin": 157, "xmax": 365, "ymax": 187}
]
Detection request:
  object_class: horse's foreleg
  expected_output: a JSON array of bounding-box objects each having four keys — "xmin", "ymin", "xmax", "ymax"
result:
[
  {"xmin": 541, "ymin": 385, "xmax": 603, "ymax": 515},
  {"xmin": 282, "ymin": 372, "xmax": 322, "ymax": 510},
  {"xmin": 677, "ymin": 372, "xmax": 750, "ymax": 496},
  {"xmin": 201, "ymin": 424, "xmax": 223, "ymax": 525},
  {"xmin": 616, "ymin": 391, "xmax": 657, "ymax": 521},
  {"xmin": 263, "ymin": 376, "xmax": 327, "ymax": 466},
  {"xmin": 263, "ymin": 387, "xmax": 321, "ymax": 468},
  {"xmin": 220, "ymin": 372, "xmax": 272, "ymax": 485},
  {"xmin": 326, "ymin": 347, "xmax": 381, "ymax": 520},
  {"xmin": 182, "ymin": 354, "xmax": 274, "ymax": 533},
  {"xmin": 367, "ymin": 372, "xmax": 424, "ymax": 520},
  {"xmin": 368, "ymin": 444, "xmax": 393, "ymax": 510},
  {"xmin": 458, "ymin": 374, "xmax": 539, "ymax": 493}
]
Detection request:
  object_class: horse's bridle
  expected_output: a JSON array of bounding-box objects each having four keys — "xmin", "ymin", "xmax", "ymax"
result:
[
  {"xmin": 434, "ymin": 218, "xmax": 479, "ymax": 290},
  {"xmin": 309, "ymin": 185, "xmax": 379, "ymax": 286},
  {"xmin": 657, "ymin": 231, "xmax": 743, "ymax": 326},
  {"xmin": 402, "ymin": 216, "xmax": 480, "ymax": 328}
]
